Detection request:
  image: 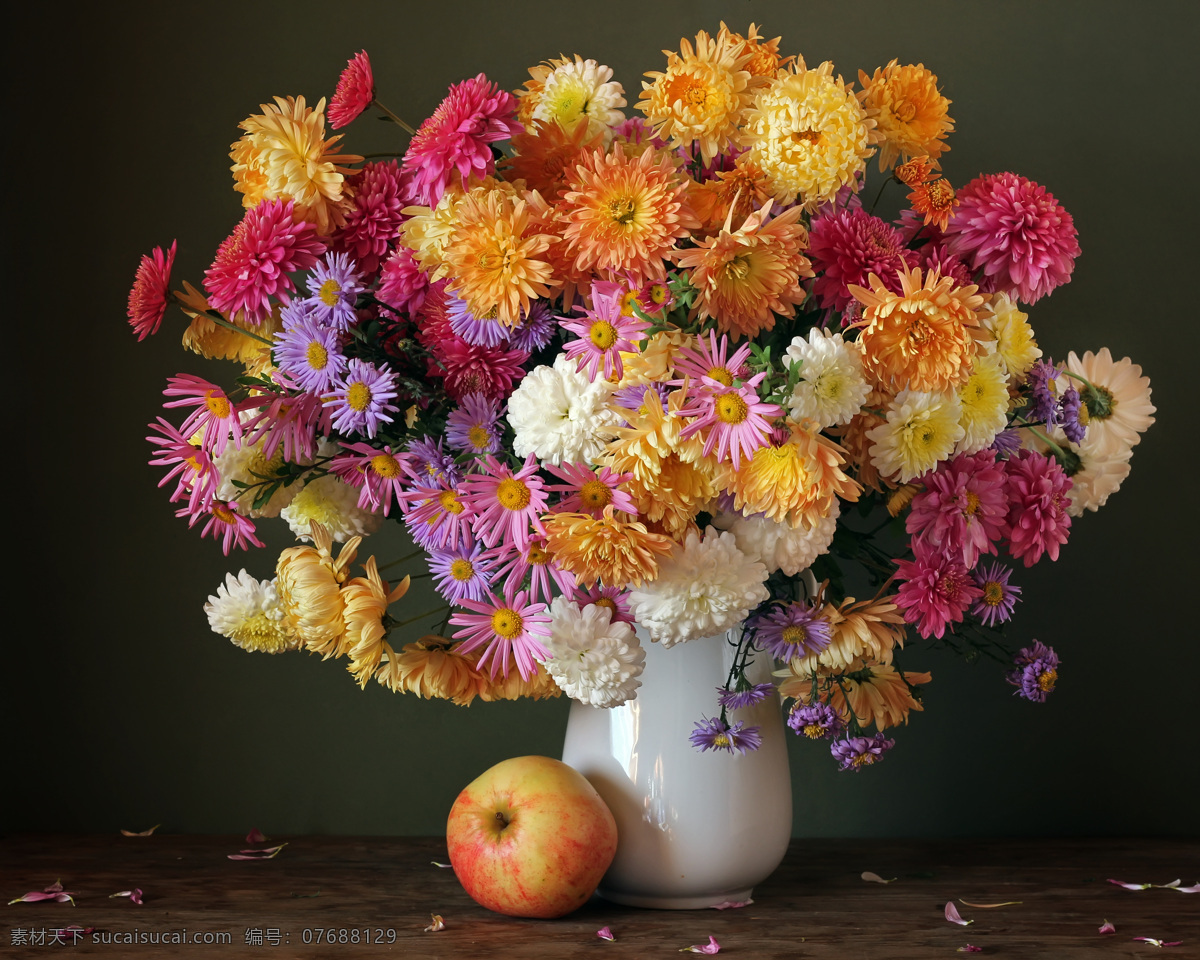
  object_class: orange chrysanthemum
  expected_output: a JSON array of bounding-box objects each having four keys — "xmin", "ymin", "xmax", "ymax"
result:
[
  {"xmin": 343, "ymin": 557, "xmax": 411, "ymax": 689},
  {"xmin": 376, "ymin": 635, "xmax": 484, "ymax": 706},
  {"xmin": 686, "ymin": 157, "xmax": 775, "ymax": 239},
  {"xmin": 275, "ymin": 522, "xmax": 361, "ymax": 659},
  {"xmin": 541, "ymin": 506, "xmax": 675, "ymax": 587},
  {"xmin": 850, "ymin": 267, "xmax": 987, "ymax": 394},
  {"xmin": 725, "ymin": 22, "xmax": 794, "ymax": 78},
  {"xmin": 829, "ymin": 387, "xmax": 894, "ymax": 494},
  {"xmin": 504, "ymin": 118, "xmax": 606, "ymax": 199},
  {"xmin": 894, "ymin": 155, "xmax": 938, "ymax": 187},
  {"xmin": 175, "ymin": 281, "xmax": 279, "ymax": 375},
  {"xmin": 826, "ymin": 660, "xmax": 931, "ymax": 731},
  {"xmin": 857, "ymin": 61, "xmax": 954, "ymax": 172},
  {"xmin": 786, "ymin": 592, "xmax": 908, "ymax": 674},
  {"xmin": 474, "ymin": 659, "xmax": 563, "ymax": 701},
  {"xmin": 672, "ymin": 201, "xmax": 813, "ymax": 340},
  {"xmin": 907, "ymin": 176, "xmax": 958, "ymax": 231},
  {"xmin": 559, "ymin": 143, "xmax": 698, "ymax": 285}
]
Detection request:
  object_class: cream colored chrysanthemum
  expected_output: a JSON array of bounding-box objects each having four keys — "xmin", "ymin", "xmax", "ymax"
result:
[
  {"xmin": 507, "ymin": 353, "xmax": 621, "ymax": 466},
  {"xmin": 866, "ymin": 389, "xmax": 964, "ymax": 483},
  {"xmin": 343, "ymin": 557, "xmax": 411, "ymax": 688},
  {"xmin": 400, "ymin": 188, "xmax": 465, "ymax": 280},
  {"xmin": 782, "ymin": 327, "xmax": 871, "ymax": 428},
  {"xmin": 204, "ymin": 570, "xmax": 300, "ymax": 654},
  {"xmin": 529, "ymin": 55, "xmax": 626, "ymax": 141},
  {"xmin": 1060, "ymin": 347, "xmax": 1156, "ymax": 461},
  {"xmin": 214, "ymin": 431, "xmax": 297, "ymax": 519},
  {"xmin": 738, "ymin": 60, "xmax": 877, "ymax": 207},
  {"xmin": 713, "ymin": 501, "xmax": 840, "ymax": 576},
  {"xmin": 628, "ymin": 527, "xmax": 769, "ymax": 647},
  {"xmin": 1048, "ymin": 433, "xmax": 1133, "ymax": 517},
  {"xmin": 979, "ymin": 292, "xmax": 1041, "ymax": 377},
  {"xmin": 231, "ymin": 95, "xmax": 362, "ymax": 235},
  {"xmin": 955, "ymin": 353, "xmax": 1010, "ymax": 454},
  {"xmin": 540, "ymin": 598, "xmax": 645, "ymax": 707},
  {"xmin": 376, "ymin": 635, "xmax": 483, "ymax": 705},
  {"xmin": 857, "ymin": 60, "xmax": 954, "ymax": 172},
  {"xmin": 281, "ymin": 474, "xmax": 382, "ymax": 543},
  {"xmin": 275, "ymin": 521, "xmax": 361, "ymax": 659}
]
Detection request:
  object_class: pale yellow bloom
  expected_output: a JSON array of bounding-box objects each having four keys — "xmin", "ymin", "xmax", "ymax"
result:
[{"xmin": 275, "ymin": 522, "xmax": 361, "ymax": 659}]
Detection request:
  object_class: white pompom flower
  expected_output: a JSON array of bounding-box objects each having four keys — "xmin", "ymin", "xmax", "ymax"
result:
[
  {"xmin": 204, "ymin": 570, "xmax": 300, "ymax": 654},
  {"xmin": 628, "ymin": 528, "xmax": 770, "ymax": 647},
  {"xmin": 714, "ymin": 502, "xmax": 840, "ymax": 577},
  {"xmin": 507, "ymin": 353, "xmax": 621, "ymax": 466},
  {"xmin": 540, "ymin": 598, "xmax": 645, "ymax": 708},
  {"xmin": 782, "ymin": 327, "xmax": 871, "ymax": 429},
  {"xmin": 281, "ymin": 474, "xmax": 382, "ymax": 543}
]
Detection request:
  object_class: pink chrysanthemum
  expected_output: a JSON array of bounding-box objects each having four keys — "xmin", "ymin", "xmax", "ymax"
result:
[
  {"xmin": 146, "ymin": 416, "xmax": 218, "ymax": 513},
  {"xmin": 484, "ymin": 537, "xmax": 577, "ymax": 607},
  {"xmin": 907, "ymin": 450, "xmax": 1009, "ymax": 568},
  {"xmin": 329, "ymin": 161, "xmax": 408, "ymax": 275},
  {"xmin": 399, "ymin": 478, "xmax": 472, "ymax": 552},
  {"xmin": 127, "ymin": 241, "xmax": 177, "ymax": 340},
  {"xmin": 1004, "ymin": 450, "xmax": 1073, "ymax": 567},
  {"xmin": 572, "ymin": 583, "xmax": 635, "ymax": 624},
  {"xmin": 918, "ymin": 240, "xmax": 973, "ymax": 288},
  {"xmin": 432, "ymin": 338, "xmax": 530, "ymax": 404},
  {"xmin": 328, "ymin": 50, "xmax": 375, "ymax": 129},
  {"xmin": 240, "ymin": 385, "xmax": 324, "ymax": 463},
  {"xmin": 544, "ymin": 462, "xmax": 637, "ymax": 518},
  {"xmin": 807, "ymin": 209, "xmax": 917, "ymax": 311},
  {"xmin": 943, "ymin": 172, "xmax": 1079, "ymax": 304},
  {"xmin": 458, "ymin": 454, "xmax": 549, "ymax": 552},
  {"xmin": 893, "ymin": 542, "xmax": 983, "ymax": 640},
  {"xmin": 161, "ymin": 373, "xmax": 244, "ymax": 457},
  {"xmin": 330, "ymin": 441, "xmax": 413, "ymax": 516},
  {"xmin": 402, "ymin": 74, "xmax": 522, "ymax": 206},
  {"xmin": 180, "ymin": 500, "xmax": 265, "ymax": 555},
  {"xmin": 204, "ymin": 199, "xmax": 326, "ymax": 325},
  {"xmin": 676, "ymin": 377, "xmax": 782, "ymax": 469},
  {"xmin": 449, "ymin": 585, "xmax": 552, "ymax": 680},
  {"xmin": 376, "ymin": 245, "xmax": 430, "ymax": 318},
  {"xmin": 560, "ymin": 282, "xmax": 651, "ymax": 381},
  {"xmin": 669, "ymin": 330, "xmax": 752, "ymax": 391}
]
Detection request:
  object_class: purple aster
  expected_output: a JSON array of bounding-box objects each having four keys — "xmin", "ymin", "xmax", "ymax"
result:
[
  {"xmin": 507, "ymin": 300, "xmax": 556, "ymax": 352},
  {"xmin": 831, "ymin": 733, "xmax": 895, "ymax": 772},
  {"xmin": 990, "ymin": 428, "xmax": 1023, "ymax": 457},
  {"xmin": 1006, "ymin": 641, "xmax": 1059, "ymax": 703},
  {"xmin": 1024, "ymin": 360, "xmax": 1062, "ymax": 426},
  {"xmin": 689, "ymin": 717, "xmax": 763, "ymax": 755},
  {"xmin": 404, "ymin": 435, "xmax": 462, "ymax": 487},
  {"xmin": 323, "ymin": 358, "xmax": 399, "ymax": 438},
  {"xmin": 1059, "ymin": 385, "xmax": 1087, "ymax": 445},
  {"xmin": 750, "ymin": 603, "xmax": 833, "ymax": 662},
  {"xmin": 612, "ymin": 381, "xmax": 671, "ymax": 413},
  {"xmin": 304, "ymin": 252, "xmax": 365, "ymax": 330},
  {"xmin": 273, "ymin": 313, "xmax": 348, "ymax": 394},
  {"xmin": 428, "ymin": 540, "xmax": 495, "ymax": 604},
  {"xmin": 787, "ymin": 701, "xmax": 845, "ymax": 740},
  {"xmin": 447, "ymin": 294, "xmax": 512, "ymax": 347},
  {"xmin": 970, "ymin": 560, "xmax": 1022, "ymax": 627},
  {"xmin": 445, "ymin": 393, "xmax": 503, "ymax": 455},
  {"xmin": 716, "ymin": 684, "xmax": 776, "ymax": 710}
]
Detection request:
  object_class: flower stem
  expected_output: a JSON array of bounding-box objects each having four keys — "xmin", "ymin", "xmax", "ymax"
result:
[
  {"xmin": 373, "ymin": 100, "xmax": 417, "ymax": 135},
  {"xmin": 378, "ymin": 549, "xmax": 426, "ymax": 573},
  {"xmin": 392, "ymin": 605, "xmax": 450, "ymax": 628},
  {"xmin": 172, "ymin": 294, "xmax": 275, "ymax": 345}
]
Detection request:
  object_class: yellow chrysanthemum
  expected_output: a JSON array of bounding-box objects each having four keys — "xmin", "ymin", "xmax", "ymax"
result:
[
  {"xmin": 720, "ymin": 418, "xmax": 861, "ymax": 529},
  {"xmin": 175, "ymin": 281, "xmax": 279, "ymax": 374},
  {"xmin": 275, "ymin": 521, "xmax": 361, "ymax": 659},
  {"xmin": 400, "ymin": 187, "xmax": 465, "ymax": 280},
  {"xmin": 672, "ymin": 201, "xmax": 813, "ymax": 340},
  {"xmin": 866, "ymin": 389, "xmax": 964, "ymax": 484},
  {"xmin": 638, "ymin": 25, "xmax": 764, "ymax": 163},
  {"xmin": 828, "ymin": 661, "xmax": 931, "ymax": 731},
  {"xmin": 475, "ymin": 660, "xmax": 563, "ymax": 701},
  {"xmin": 956, "ymin": 353, "xmax": 1011, "ymax": 454},
  {"xmin": 542, "ymin": 506, "xmax": 675, "ymax": 587},
  {"xmin": 857, "ymin": 60, "xmax": 954, "ymax": 172},
  {"xmin": 617, "ymin": 329, "xmax": 694, "ymax": 388},
  {"xmin": 850, "ymin": 267, "xmax": 987, "ymax": 394},
  {"xmin": 785, "ymin": 593, "xmax": 907, "ymax": 674},
  {"xmin": 980, "ymin": 292, "xmax": 1042, "ymax": 378},
  {"xmin": 738, "ymin": 60, "xmax": 878, "ymax": 207},
  {"xmin": 342, "ymin": 557, "xmax": 411, "ymax": 689},
  {"xmin": 560, "ymin": 143, "xmax": 698, "ymax": 285},
  {"xmin": 230, "ymin": 95, "xmax": 362, "ymax": 235},
  {"xmin": 376, "ymin": 635, "xmax": 483, "ymax": 706},
  {"xmin": 528, "ymin": 55, "xmax": 626, "ymax": 141},
  {"xmin": 725, "ymin": 22, "xmax": 794, "ymax": 78}
]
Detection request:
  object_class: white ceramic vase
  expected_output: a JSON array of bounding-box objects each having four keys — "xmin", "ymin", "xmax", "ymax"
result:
[{"xmin": 561, "ymin": 624, "xmax": 793, "ymax": 909}]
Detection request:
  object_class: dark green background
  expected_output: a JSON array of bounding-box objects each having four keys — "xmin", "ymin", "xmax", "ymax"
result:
[{"xmin": 8, "ymin": 0, "xmax": 1197, "ymax": 838}]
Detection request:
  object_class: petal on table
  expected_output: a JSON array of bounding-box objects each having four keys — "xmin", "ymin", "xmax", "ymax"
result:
[
  {"xmin": 120, "ymin": 824, "xmax": 160, "ymax": 837},
  {"xmin": 597, "ymin": 926, "xmax": 616, "ymax": 941},
  {"xmin": 680, "ymin": 935, "xmax": 722, "ymax": 954},
  {"xmin": 424, "ymin": 914, "xmax": 445, "ymax": 932},
  {"xmin": 945, "ymin": 902, "xmax": 973, "ymax": 925},
  {"xmin": 861, "ymin": 872, "xmax": 896, "ymax": 884}
]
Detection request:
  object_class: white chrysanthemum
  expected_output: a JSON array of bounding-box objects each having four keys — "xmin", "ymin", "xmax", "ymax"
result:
[
  {"xmin": 532, "ymin": 56, "xmax": 626, "ymax": 141},
  {"xmin": 782, "ymin": 327, "xmax": 871, "ymax": 428},
  {"xmin": 628, "ymin": 528, "xmax": 769, "ymax": 647},
  {"xmin": 1058, "ymin": 348, "xmax": 1155, "ymax": 461},
  {"xmin": 281, "ymin": 474, "xmax": 382, "ymax": 543},
  {"xmin": 1052, "ymin": 434, "xmax": 1133, "ymax": 517},
  {"xmin": 713, "ymin": 501, "xmax": 840, "ymax": 576},
  {"xmin": 204, "ymin": 570, "xmax": 300, "ymax": 654},
  {"xmin": 867, "ymin": 389, "xmax": 964, "ymax": 483},
  {"xmin": 540, "ymin": 598, "xmax": 645, "ymax": 707},
  {"xmin": 507, "ymin": 353, "xmax": 622, "ymax": 466},
  {"xmin": 979, "ymin": 292, "xmax": 1041, "ymax": 377},
  {"xmin": 955, "ymin": 353, "xmax": 1010, "ymax": 454},
  {"xmin": 214, "ymin": 433, "xmax": 298, "ymax": 518}
]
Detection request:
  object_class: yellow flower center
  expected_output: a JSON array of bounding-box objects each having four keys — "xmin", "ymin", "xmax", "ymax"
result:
[
  {"xmin": 305, "ymin": 341, "xmax": 329, "ymax": 371},
  {"xmin": 205, "ymin": 390, "xmax": 231, "ymax": 419},
  {"xmin": 590, "ymin": 321, "xmax": 620, "ymax": 350},
  {"xmin": 593, "ymin": 597, "xmax": 617, "ymax": 613},
  {"xmin": 607, "ymin": 196, "xmax": 638, "ymax": 225},
  {"xmin": 450, "ymin": 559, "xmax": 475, "ymax": 582},
  {"xmin": 715, "ymin": 393, "xmax": 750, "ymax": 425},
  {"xmin": 723, "ymin": 254, "xmax": 752, "ymax": 282},
  {"xmin": 925, "ymin": 178, "xmax": 955, "ymax": 210},
  {"xmin": 620, "ymin": 290, "xmax": 641, "ymax": 316},
  {"xmin": 346, "ymin": 382, "xmax": 372, "ymax": 411},
  {"xmin": 802, "ymin": 724, "xmax": 825, "ymax": 740},
  {"xmin": 914, "ymin": 423, "xmax": 938, "ymax": 447},
  {"xmin": 711, "ymin": 732, "xmax": 731, "ymax": 748},
  {"xmin": 370, "ymin": 453, "xmax": 402, "ymax": 478},
  {"xmin": 791, "ymin": 128, "xmax": 822, "ymax": 146},
  {"xmin": 983, "ymin": 582, "xmax": 1004, "ymax": 606},
  {"xmin": 438, "ymin": 490, "xmax": 465, "ymax": 514},
  {"xmin": 318, "ymin": 278, "xmax": 342, "ymax": 307},
  {"xmin": 706, "ymin": 366, "xmax": 734, "ymax": 387},
  {"xmin": 780, "ymin": 625, "xmax": 809, "ymax": 647},
  {"xmin": 526, "ymin": 543, "xmax": 550, "ymax": 565},
  {"xmin": 962, "ymin": 491, "xmax": 981, "ymax": 516},
  {"xmin": 1038, "ymin": 668, "xmax": 1057, "ymax": 693},
  {"xmin": 467, "ymin": 425, "xmax": 492, "ymax": 450},
  {"xmin": 496, "ymin": 477, "xmax": 532, "ymax": 511},
  {"xmin": 212, "ymin": 504, "xmax": 237, "ymax": 525},
  {"xmin": 647, "ymin": 283, "xmax": 669, "ymax": 305},
  {"xmin": 579, "ymin": 479, "xmax": 612, "ymax": 509},
  {"xmin": 491, "ymin": 608, "xmax": 524, "ymax": 639},
  {"xmin": 851, "ymin": 752, "xmax": 878, "ymax": 768}
]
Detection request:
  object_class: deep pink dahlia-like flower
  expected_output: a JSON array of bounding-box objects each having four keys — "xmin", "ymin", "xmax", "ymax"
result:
[
  {"xmin": 1004, "ymin": 450, "xmax": 1073, "ymax": 567},
  {"xmin": 204, "ymin": 200, "xmax": 325, "ymax": 325},
  {"xmin": 894, "ymin": 542, "xmax": 983, "ymax": 640},
  {"xmin": 907, "ymin": 450, "xmax": 1009, "ymax": 568},
  {"xmin": 807, "ymin": 209, "xmax": 918, "ymax": 311},
  {"xmin": 328, "ymin": 50, "xmax": 375, "ymax": 129},
  {"xmin": 943, "ymin": 172, "xmax": 1079, "ymax": 304},
  {"xmin": 918, "ymin": 242, "xmax": 973, "ymax": 288},
  {"xmin": 433, "ymin": 338, "xmax": 530, "ymax": 404},
  {"xmin": 329, "ymin": 161, "xmax": 408, "ymax": 276},
  {"xmin": 401, "ymin": 73, "xmax": 522, "ymax": 205},
  {"xmin": 127, "ymin": 240, "xmax": 176, "ymax": 340}
]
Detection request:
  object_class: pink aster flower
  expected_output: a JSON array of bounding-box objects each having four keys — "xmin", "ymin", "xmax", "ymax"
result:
[
  {"xmin": 894, "ymin": 542, "xmax": 983, "ymax": 640},
  {"xmin": 458, "ymin": 454, "xmax": 549, "ymax": 552},
  {"xmin": 807, "ymin": 209, "xmax": 918, "ymax": 311},
  {"xmin": 376, "ymin": 245, "xmax": 430, "ymax": 318},
  {"xmin": 330, "ymin": 441, "xmax": 413, "ymax": 516},
  {"xmin": 560, "ymin": 282, "xmax": 650, "ymax": 381},
  {"xmin": 544, "ymin": 462, "xmax": 637, "ymax": 518},
  {"xmin": 204, "ymin": 199, "xmax": 326, "ymax": 325},
  {"xmin": 450, "ymin": 585, "xmax": 552, "ymax": 680},
  {"xmin": 402, "ymin": 74, "xmax": 522, "ymax": 205},
  {"xmin": 433, "ymin": 338, "xmax": 530, "ymax": 404},
  {"xmin": 146, "ymin": 416, "xmax": 218, "ymax": 513},
  {"xmin": 330, "ymin": 161, "xmax": 408, "ymax": 276},
  {"xmin": 127, "ymin": 240, "xmax": 176, "ymax": 340},
  {"xmin": 1004, "ymin": 450, "xmax": 1073, "ymax": 566},
  {"xmin": 943, "ymin": 172, "xmax": 1079, "ymax": 304},
  {"xmin": 572, "ymin": 583, "xmax": 634, "ymax": 624},
  {"xmin": 240, "ymin": 385, "xmax": 324, "ymax": 463},
  {"xmin": 669, "ymin": 330, "xmax": 752, "ymax": 392},
  {"xmin": 484, "ymin": 537, "xmax": 576, "ymax": 606},
  {"xmin": 907, "ymin": 450, "xmax": 1009, "ymax": 568},
  {"xmin": 399, "ymin": 478, "xmax": 473, "ymax": 552},
  {"xmin": 161, "ymin": 373, "xmax": 244, "ymax": 457},
  {"xmin": 328, "ymin": 50, "xmax": 375, "ymax": 129},
  {"xmin": 180, "ymin": 500, "xmax": 264, "ymax": 555},
  {"xmin": 676, "ymin": 377, "xmax": 781, "ymax": 470}
]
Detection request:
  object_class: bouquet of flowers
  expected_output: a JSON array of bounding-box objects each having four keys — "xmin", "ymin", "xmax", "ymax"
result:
[{"xmin": 127, "ymin": 25, "xmax": 1154, "ymax": 772}]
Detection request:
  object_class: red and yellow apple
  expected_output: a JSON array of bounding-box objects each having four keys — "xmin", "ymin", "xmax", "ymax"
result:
[{"xmin": 445, "ymin": 755, "xmax": 618, "ymax": 918}]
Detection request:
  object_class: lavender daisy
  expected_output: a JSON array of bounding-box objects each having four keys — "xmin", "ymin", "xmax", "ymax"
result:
[
  {"xmin": 612, "ymin": 381, "xmax": 671, "ymax": 413},
  {"xmin": 1007, "ymin": 641, "xmax": 1059, "ymax": 702},
  {"xmin": 990, "ymin": 428, "xmax": 1023, "ymax": 457},
  {"xmin": 447, "ymin": 294, "xmax": 511, "ymax": 348},
  {"xmin": 750, "ymin": 603, "xmax": 833, "ymax": 662},
  {"xmin": 404, "ymin": 435, "xmax": 462, "ymax": 487},
  {"xmin": 507, "ymin": 300, "xmax": 556, "ymax": 352},
  {"xmin": 689, "ymin": 717, "xmax": 763, "ymax": 755},
  {"xmin": 1059, "ymin": 385, "xmax": 1087, "ymax": 444},
  {"xmin": 970, "ymin": 560, "xmax": 1022, "ymax": 626},
  {"xmin": 1024, "ymin": 359, "xmax": 1062, "ymax": 426},
  {"xmin": 304, "ymin": 252, "xmax": 364, "ymax": 330},
  {"xmin": 716, "ymin": 684, "xmax": 776, "ymax": 710},
  {"xmin": 445, "ymin": 393, "xmax": 503, "ymax": 455},
  {"xmin": 788, "ymin": 701, "xmax": 845, "ymax": 740},
  {"xmin": 274, "ymin": 313, "xmax": 348, "ymax": 394},
  {"xmin": 324, "ymin": 359, "xmax": 399, "ymax": 438},
  {"xmin": 428, "ymin": 541, "xmax": 495, "ymax": 604},
  {"xmin": 831, "ymin": 733, "xmax": 895, "ymax": 772}
]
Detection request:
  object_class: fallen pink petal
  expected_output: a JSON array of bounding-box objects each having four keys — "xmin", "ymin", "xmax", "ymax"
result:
[
  {"xmin": 424, "ymin": 913, "xmax": 445, "ymax": 932},
  {"xmin": 1108, "ymin": 878, "xmax": 1183, "ymax": 891},
  {"xmin": 8, "ymin": 881, "xmax": 75, "ymax": 906},
  {"xmin": 1133, "ymin": 938, "xmax": 1183, "ymax": 947},
  {"xmin": 1176, "ymin": 883, "xmax": 1200, "ymax": 894},
  {"xmin": 680, "ymin": 935, "xmax": 721, "ymax": 954},
  {"xmin": 109, "ymin": 889, "xmax": 144, "ymax": 905},
  {"xmin": 959, "ymin": 899, "xmax": 1022, "ymax": 908},
  {"xmin": 120, "ymin": 824, "xmax": 160, "ymax": 837},
  {"xmin": 945, "ymin": 902, "xmax": 973, "ymax": 925},
  {"xmin": 709, "ymin": 898, "xmax": 753, "ymax": 909},
  {"xmin": 227, "ymin": 843, "xmax": 287, "ymax": 860},
  {"xmin": 958, "ymin": 947, "xmax": 983, "ymax": 954},
  {"xmin": 245, "ymin": 828, "xmax": 268, "ymax": 844},
  {"xmin": 1099, "ymin": 920, "xmax": 1117, "ymax": 934},
  {"xmin": 861, "ymin": 871, "xmax": 896, "ymax": 884},
  {"xmin": 597, "ymin": 926, "xmax": 616, "ymax": 941}
]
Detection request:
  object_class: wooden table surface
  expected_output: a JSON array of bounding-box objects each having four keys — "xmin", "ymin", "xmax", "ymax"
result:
[{"xmin": 2, "ymin": 834, "xmax": 1196, "ymax": 958}]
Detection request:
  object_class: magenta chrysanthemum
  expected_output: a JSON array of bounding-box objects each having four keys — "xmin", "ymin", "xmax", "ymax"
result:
[
  {"xmin": 458, "ymin": 454, "xmax": 549, "ymax": 552},
  {"xmin": 330, "ymin": 441, "xmax": 412, "ymax": 516},
  {"xmin": 240, "ymin": 387, "xmax": 323, "ymax": 463},
  {"xmin": 545, "ymin": 462, "xmax": 637, "ymax": 518},
  {"xmin": 329, "ymin": 161, "xmax": 407, "ymax": 275},
  {"xmin": 146, "ymin": 416, "xmax": 218, "ymax": 513},
  {"xmin": 204, "ymin": 199, "xmax": 325, "ymax": 325},
  {"xmin": 669, "ymin": 330, "xmax": 752, "ymax": 390},
  {"xmin": 449, "ymin": 585, "xmax": 552, "ymax": 680},
  {"xmin": 943, "ymin": 172, "xmax": 1079, "ymax": 304},
  {"xmin": 376, "ymin": 245, "xmax": 430, "ymax": 318},
  {"xmin": 328, "ymin": 50, "xmax": 375, "ymax": 129},
  {"xmin": 127, "ymin": 240, "xmax": 177, "ymax": 340},
  {"xmin": 402, "ymin": 74, "xmax": 522, "ymax": 205},
  {"xmin": 180, "ymin": 500, "xmax": 264, "ymax": 555},
  {"xmin": 907, "ymin": 450, "xmax": 1009, "ymax": 568},
  {"xmin": 399, "ymin": 478, "xmax": 472, "ymax": 552},
  {"xmin": 432, "ymin": 338, "xmax": 530, "ymax": 404},
  {"xmin": 807, "ymin": 209, "xmax": 917, "ymax": 312},
  {"xmin": 894, "ymin": 542, "xmax": 983, "ymax": 639},
  {"xmin": 484, "ymin": 537, "xmax": 576, "ymax": 606},
  {"xmin": 1004, "ymin": 450, "xmax": 1072, "ymax": 567}
]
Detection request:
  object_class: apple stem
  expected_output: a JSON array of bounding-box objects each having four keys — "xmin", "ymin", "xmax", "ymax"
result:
[{"xmin": 494, "ymin": 811, "xmax": 510, "ymax": 829}]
